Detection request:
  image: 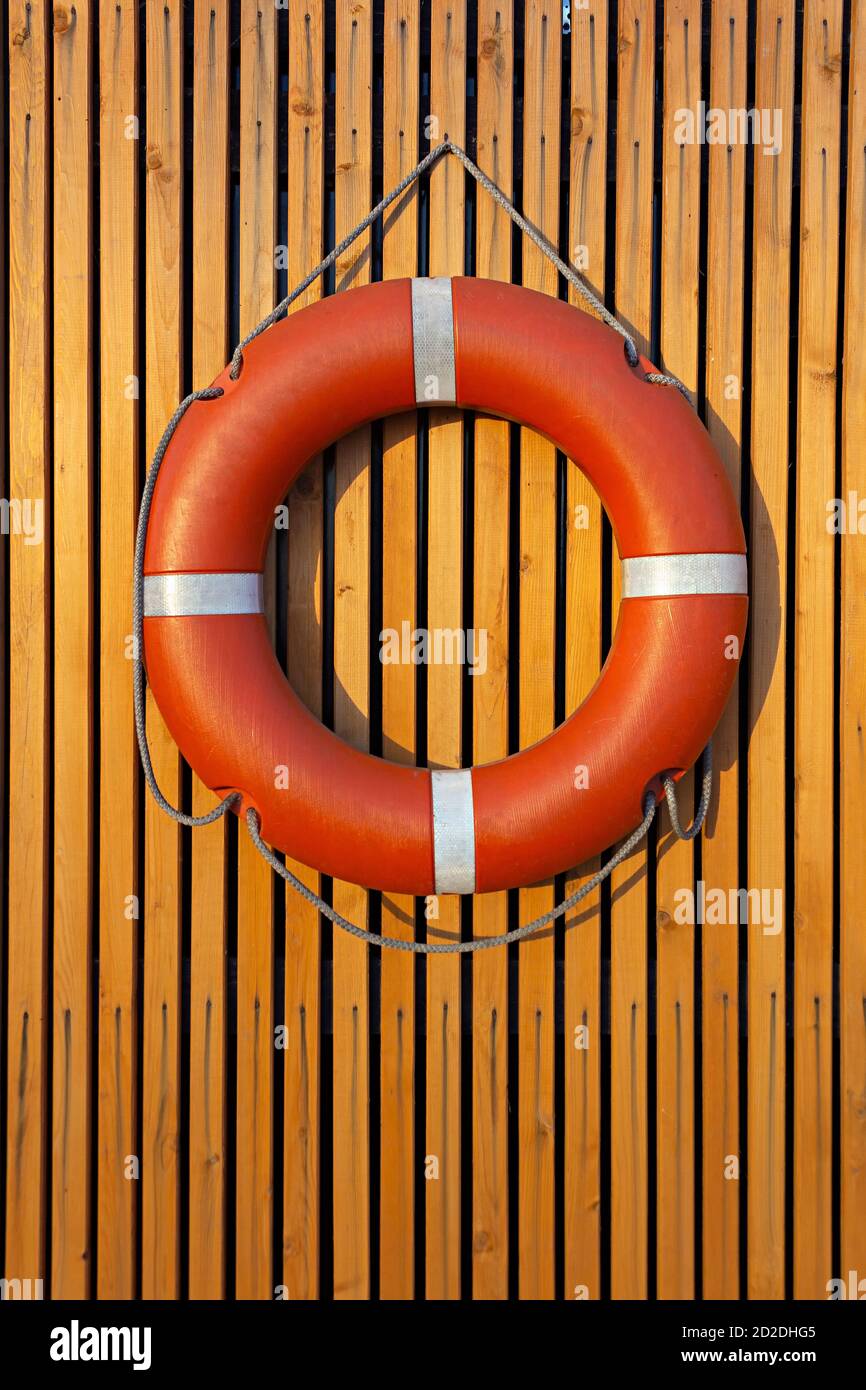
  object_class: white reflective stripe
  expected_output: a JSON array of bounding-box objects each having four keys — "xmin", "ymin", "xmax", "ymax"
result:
[
  {"xmin": 622, "ymin": 553, "xmax": 748, "ymax": 598},
  {"xmin": 411, "ymin": 277, "xmax": 457, "ymax": 405},
  {"xmin": 431, "ymin": 769, "xmax": 476, "ymax": 895},
  {"xmin": 144, "ymin": 572, "xmax": 264, "ymax": 617}
]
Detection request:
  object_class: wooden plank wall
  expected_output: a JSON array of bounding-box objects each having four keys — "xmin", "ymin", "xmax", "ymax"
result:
[{"xmin": 2, "ymin": 0, "xmax": 863, "ymax": 1302}]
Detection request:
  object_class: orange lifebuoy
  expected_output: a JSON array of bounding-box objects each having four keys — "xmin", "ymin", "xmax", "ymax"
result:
[{"xmin": 142, "ymin": 277, "xmax": 747, "ymax": 895}]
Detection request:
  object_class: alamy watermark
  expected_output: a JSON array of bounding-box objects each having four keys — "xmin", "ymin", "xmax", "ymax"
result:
[
  {"xmin": 827, "ymin": 1271, "xmax": 866, "ymax": 1299},
  {"xmin": 1, "ymin": 497, "xmax": 44, "ymax": 545},
  {"xmin": 673, "ymin": 880, "xmax": 783, "ymax": 936},
  {"xmin": 674, "ymin": 102, "xmax": 782, "ymax": 156},
  {"xmin": 50, "ymin": 1320, "xmax": 151, "ymax": 1371},
  {"xmin": 0, "ymin": 1276, "xmax": 44, "ymax": 1299},
  {"xmin": 380, "ymin": 622, "xmax": 488, "ymax": 676},
  {"xmin": 827, "ymin": 493, "xmax": 866, "ymax": 534}
]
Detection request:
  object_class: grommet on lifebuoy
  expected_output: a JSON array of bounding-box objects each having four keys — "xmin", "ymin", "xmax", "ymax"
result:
[{"xmin": 142, "ymin": 277, "xmax": 747, "ymax": 896}]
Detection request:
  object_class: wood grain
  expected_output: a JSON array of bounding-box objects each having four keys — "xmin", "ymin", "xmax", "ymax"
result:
[
  {"xmin": 517, "ymin": 0, "xmax": 559, "ymax": 1302},
  {"xmin": 472, "ymin": 0, "xmax": 513, "ymax": 1302},
  {"xmin": 564, "ymin": 0, "xmax": 606, "ymax": 1304},
  {"xmin": 142, "ymin": 0, "xmax": 184, "ymax": 1300},
  {"xmin": 5, "ymin": 0, "xmax": 51, "ymax": 1288},
  {"xmin": 283, "ymin": 0, "xmax": 325, "ymax": 1304},
  {"xmin": 379, "ymin": 0, "xmax": 419, "ymax": 1301},
  {"xmin": 655, "ymin": 0, "xmax": 700, "ymax": 1303},
  {"xmin": 188, "ymin": 0, "xmax": 230, "ymax": 1300},
  {"xmin": 701, "ymin": 0, "xmax": 747, "ymax": 1301},
  {"xmin": 747, "ymin": 0, "xmax": 794, "ymax": 1301},
  {"xmin": 793, "ymin": 0, "xmax": 841, "ymax": 1300},
  {"xmin": 236, "ymin": 0, "xmax": 278, "ymax": 1301},
  {"xmin": 332, "ymin": 0, "xmax": 373, "ymax": 1300},
  {"xmin": 51, "ymin": 0, "xmax": 94, "ymax": 1299},
  {"xmin": 97, "ymin": 0, "xmax": 139, "ymax": 1303},
  {"xmin": 426, "ymin": 0, "xmax": 466, "ymax": 1301},
  {"xmin": 841, "ymin": 0, "xmax": 866, "ymax": 1287},
  {"xmin": 610, "ymin": 0, "xmax": 654, "ymax": 1301}
]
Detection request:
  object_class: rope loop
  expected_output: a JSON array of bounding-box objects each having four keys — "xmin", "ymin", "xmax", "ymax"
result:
[{"xmin": 663, "ymin": 740, "xmax": 714, "ymax": 842}]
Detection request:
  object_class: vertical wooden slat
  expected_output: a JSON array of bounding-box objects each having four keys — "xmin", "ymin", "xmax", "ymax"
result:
[
  {"xmin": 517, "ymin": 0, "xmax": 559, "ymax": 1302},
  {"xmin": 472, "ymin": 0, "xmax": 512, "ymax": 1302},
  {"xmin": 841, "ymin": 0, "xmax": 866, "ymax": 1284},
  {"xmin": 610, "ymin": 0, "xmax": 654, "ymax": 1300},
  {"xmin": 236, "ymin": 0, "xmax": 277, "ymax": 1300},
  {"xmin": 426, "ymin": 0, "xmax": 465, "ymax": 1301},
  {"xmin": 702, "ymin": 0, "xmax": 747, "ymax": 1301},
  {"xmin": 747, "ymin": 0, "xmax": 794, "ymax": 1301},
  {"xmin": 283, "ymin": 0, "xmax": 325, "ymax": 1304},
  {"xmin": 379, "ymin": 0, "xmax": 419, "ymax": 1301},
  {"xmin": 188, "ymin": 0, "xmax": 230, "ymax": 1300},
  {"xmin": 655, "ymin": 0, "xmax": 700, "ymax": 1303},
  {"xmin": 52, "ymin": 0, "xmax": 94, "ymax": 1301},
  {"xmin": 142, "ymin": 0, "xmax": 184, "ymax": 1300},
  {"xmin": 97, "ymin": 0, "xmax": 139, "ymax": 1300},
  {"xmin": 5, "ymin": 0, "xmax": 50, "ymax": 1287},
  {"xmin": 332, "ymin": 0, "xmax": 372, "ymax": 1301},
  {"xmin": 793, "ymin": 0, "xmax": 840, "ymax": 1299},
  {"xmin": 564, "ymin": 0, "xmax": 606, "ymax": 1304}
]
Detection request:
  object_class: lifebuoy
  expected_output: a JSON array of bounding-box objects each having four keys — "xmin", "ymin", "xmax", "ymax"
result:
[{"xmin": 142, "ymin": 277, "xmax": 747, "ymax": 895}]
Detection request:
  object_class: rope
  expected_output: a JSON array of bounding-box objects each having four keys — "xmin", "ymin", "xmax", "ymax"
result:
[
  {"xmin": 247, "ymin": 798, "xmax": 658, "ymax": 955},
  {"xmin": 133, "ymin": 386, "xmax": 238, "ymax": 827},
  {"xmin": 643, "ymin": 370, "xmax": 693, "ymax": 403},
  {"xmin": 663, "ymin": 740, "xmax": 714, "ymax": 841},
  {"xmin": 247, "ymin": 744, "xmax": 711, "ymax": 954},
  {"xmin": 225, "ymin": 140, "xmax": 669, "ymax": 380},
  {"xmin": 133, "ymin": 138, "xmax": 707, "ymax": 953}
]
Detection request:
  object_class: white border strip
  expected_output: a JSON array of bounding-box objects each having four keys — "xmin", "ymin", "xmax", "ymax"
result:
[
  {"xmin": 144, "ymin": 572, "xmax": 264, "ymax": 617},
  {"xmin": 431, "ymin": 769, "xmax": 476, "ymax": 895},
  {"xmin": 411, "ymin": 277, "xmax": 457, "ymax": 405},
  {"xmin": 622, "ymin": 553, "xmax": 747, "ymax": 598}
]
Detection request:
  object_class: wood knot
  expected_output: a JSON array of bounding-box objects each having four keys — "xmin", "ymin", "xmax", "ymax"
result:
[
  {"xmin": 53, "ymin": 5, "xmax": 70, "ymax": 32},
  {"xmin": 811, "ymin": 366, "xmax": 837, "ymax": 387},
  {"xmin": 146, "ymin": 145, "xmax": 163, "ymax": 171},
  {"xmin": 473, "ymin": 1229, "xmax": 490, "ymax": 1253},
  {"xmin": 536, "ymin": 1112, "xmax": 554, "ymax": 1138}
]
